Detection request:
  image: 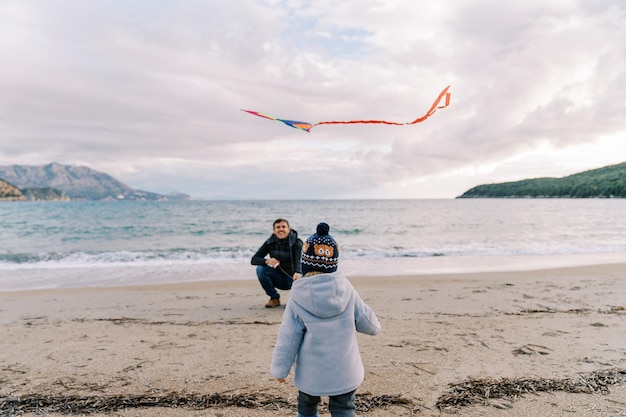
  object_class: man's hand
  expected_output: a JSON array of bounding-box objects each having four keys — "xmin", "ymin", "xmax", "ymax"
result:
[
  {"xmin": 265, "ymin": 258, "xmax": 280, "ymax": 268},
  {"xmin": 293, "ymin": 272, "xmax": 302, "ymax": 281}
]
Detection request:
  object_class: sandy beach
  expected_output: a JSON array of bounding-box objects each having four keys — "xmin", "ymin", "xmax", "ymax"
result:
[{"xmin": 1, "ymin": 262, "xmax": 626, "ymax": 416}]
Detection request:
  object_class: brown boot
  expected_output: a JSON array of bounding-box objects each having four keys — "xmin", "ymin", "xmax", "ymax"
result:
[{"xmin": 265, "ymin": 298, "xmax": 280, "ymax": 308}]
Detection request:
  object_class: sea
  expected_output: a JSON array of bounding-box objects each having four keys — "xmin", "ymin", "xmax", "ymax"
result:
[{"xmin": 1, "ymin": 199, "xmax": 624, "ymax": 291}]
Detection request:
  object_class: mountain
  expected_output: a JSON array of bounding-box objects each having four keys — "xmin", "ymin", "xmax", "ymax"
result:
[
  {"xmin": 0, "ymin": 177, "xmax": 72, "ymax": 201},
  {"xmin": 458, "ymin": 162, "xmax": 626, "ymax": 198},
  {"xmin": 0, "ymin": 162, "xmax": 179, "ymax": 201},
  {"xmin": 21, "ymin": 187, "xmax": 71, "ymax": 201},
  {"xmin": 0, "ymin": 179, "xmax": 26, "ymax": 201}
]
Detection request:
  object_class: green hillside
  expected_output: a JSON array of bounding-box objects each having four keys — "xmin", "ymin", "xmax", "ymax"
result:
[{"xmin": 458, "ymin": 162, "xmax": 626, "ymax": 198}]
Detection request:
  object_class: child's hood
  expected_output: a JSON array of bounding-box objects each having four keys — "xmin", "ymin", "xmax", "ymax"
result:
[{"xmin": 290, "ymin": 272, "xmax": 351, "ymax": 319}]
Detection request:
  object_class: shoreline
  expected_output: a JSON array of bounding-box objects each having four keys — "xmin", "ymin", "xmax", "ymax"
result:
[
  {"xmin": 1, "ymin": 262, "xmax": 626, "ymax": 415},
  {"xmin": 2, "ymin": 261, "xmax": 625, "ymax": 323},
  {"xmin": 1, "ymin": 251, "xmax": 625, "ymax": 292}
]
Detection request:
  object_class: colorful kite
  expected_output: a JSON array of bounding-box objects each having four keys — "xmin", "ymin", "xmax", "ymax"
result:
[{"xmin": 241, "ymin": 85, "xmax": 451, "ymax": 132}]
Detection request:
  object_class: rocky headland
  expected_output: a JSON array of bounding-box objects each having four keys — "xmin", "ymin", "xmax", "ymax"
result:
[{"xmin": 0, "ymin": 162, "xmax": 190, "ymax": 202}]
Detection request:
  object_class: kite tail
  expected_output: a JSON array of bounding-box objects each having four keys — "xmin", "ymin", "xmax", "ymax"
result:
[
  {"xmin": 311, "ymin": 119, "xmax": 405, "ymax": 128},
  {"xmin": 404, "ymin": 85, "xmax": 451, "ymax": 125},
  {"xmin": 309, "ymin": 85, "xmax": 451, "ymax": 130}
]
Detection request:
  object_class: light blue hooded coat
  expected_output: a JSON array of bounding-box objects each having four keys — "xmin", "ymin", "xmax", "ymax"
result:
[{"xmin": 270, "ymin": 271, "xmax": 381, "ymax": 396}]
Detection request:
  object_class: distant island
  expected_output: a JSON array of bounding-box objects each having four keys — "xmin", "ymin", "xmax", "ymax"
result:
[
  {"xmin": 458, "ymin": 162, "xmax": 626, "ymax": 198},
  {"xmin": 0, "ymin": 162, "xmax": 191, "ymax": 202}
]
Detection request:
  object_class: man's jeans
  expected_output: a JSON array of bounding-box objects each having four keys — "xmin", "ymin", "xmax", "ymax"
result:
[
  {"xmin": 297, "ymin": 390, "xmax": 356, "ymax": 417},
  {"xmin": 256, "ymin": 265, "xmax": 292, "ymax": 299}
]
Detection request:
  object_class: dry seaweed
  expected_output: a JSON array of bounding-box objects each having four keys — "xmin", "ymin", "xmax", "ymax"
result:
[
  {"xmin": 517, "ymin": 305, "xmax": 625, "ymax": 315},
  {"xmin": 4, "ymin": 369, "xmax": 624, "ymax": 415},
  {"xmin": 435, "ymin": 368, "xmax": 626, "ymax": 411},
  {"xmin": 355, "ymin": 392, "xmax": 427, "ymax": 413},
  {"xmin": 0, "ymin": 390, "xmax": 419, "ymax": 416},
  {"xmin": 0, "ymin": 391, "xmax": 289, "ymax": 416},
  {"xmin": 85, "ymin": 317, "xmax": 277, "ymax": 326}
]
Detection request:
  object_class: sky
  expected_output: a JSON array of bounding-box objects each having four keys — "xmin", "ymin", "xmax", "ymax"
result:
[{"xmin": 1, "ymin": 0, "xmax": 625, "ymax": 199}]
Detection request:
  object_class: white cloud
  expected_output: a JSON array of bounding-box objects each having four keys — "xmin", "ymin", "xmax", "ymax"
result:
[{"xmin": 0, "ymin": 0, "xmax": 624, "ymax": 198}]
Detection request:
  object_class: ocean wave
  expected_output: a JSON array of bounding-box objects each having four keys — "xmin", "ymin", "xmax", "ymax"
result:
[
  {"xmin": 1, "ymin": 244, "xmax": 624, "ymax": 271},
  {"xmin": 0, "ymin": 249, "xmax": 251, "ymax": 270}
]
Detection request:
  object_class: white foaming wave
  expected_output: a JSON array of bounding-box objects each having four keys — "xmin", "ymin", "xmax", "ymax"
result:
[
  {"xmin": 0, "ymin": 249, "xmax": 253, "ymax": 270},
  {"xmin": 1, "ymin": 251, "xmax": 624, "ymax": 292},
  {"xmin": 1, "ymin": 241, "xmax": 625, "ymax": 271},
  {"xmin": 342, "ymin": 243, "xmax": 626, "ymax": 259}
]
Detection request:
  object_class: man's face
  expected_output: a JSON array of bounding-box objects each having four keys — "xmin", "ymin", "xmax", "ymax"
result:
[{"xmin": 273, "ymin": 221, "xmax": 290, "ymax": 240}]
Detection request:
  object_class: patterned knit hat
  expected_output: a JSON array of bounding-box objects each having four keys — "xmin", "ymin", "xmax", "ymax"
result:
[{"xmin": 301, "ymin": 222, "xmax": 340, "ymax": 275}]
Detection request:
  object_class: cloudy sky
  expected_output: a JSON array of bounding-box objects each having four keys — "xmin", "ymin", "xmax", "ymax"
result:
[{"xmin": 1, "ymin": 1, "xmax": 625, "ymax": 199}]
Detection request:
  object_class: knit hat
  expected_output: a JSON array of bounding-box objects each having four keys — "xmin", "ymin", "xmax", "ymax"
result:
[{"xmin": 301, "ymin": 222, "xmax": 340, "ymax": 275}]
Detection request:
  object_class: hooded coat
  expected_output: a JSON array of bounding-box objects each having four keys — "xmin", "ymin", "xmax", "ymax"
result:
[{"xmin": 270, "ymin": 271, "xmax": 381, "ymax": 396}]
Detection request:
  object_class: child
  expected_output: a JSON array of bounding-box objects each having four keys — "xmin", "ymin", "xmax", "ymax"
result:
[{"xmin": 270, "ymin": 222, "xmax": 381, "ymax": 417}]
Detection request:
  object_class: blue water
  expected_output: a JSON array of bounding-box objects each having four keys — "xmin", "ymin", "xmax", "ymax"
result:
[{"xmin": 1, "ymin": 199, "xmax": 624, "ymax": 290}]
